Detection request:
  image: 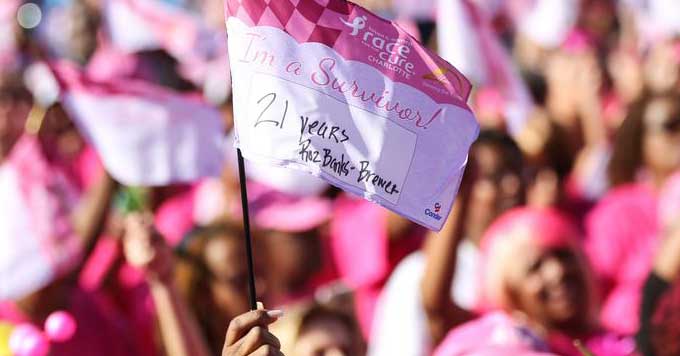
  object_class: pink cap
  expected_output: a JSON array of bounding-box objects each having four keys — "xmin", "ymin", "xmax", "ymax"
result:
[
  {"xmin": 252, "ymin": 188, "xmax": 332, "ymax": 233},
  {"xmin": 561, "ymin": 30, "xmax": 593, "ymax": 54},
  {"xmin": 474, "ymin": 87, "xmax": 505, "ymax": 117},
  {"xmin": 479, "ymin": 207, "xmax": 580, "ymax": 310}
]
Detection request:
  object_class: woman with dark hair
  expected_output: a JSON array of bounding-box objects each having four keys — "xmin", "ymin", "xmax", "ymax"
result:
[
  {"xmin": 123, "ymin": 214, "xmax": 284, "ymax": 356},
  {"xmin": 271, "ymin": 302, "xmax": 364, "ymax": 356},
  {"xmin": 586, "ymin": 93, "xmax": 680, "ymax": 335},
  {"xmin": 175, "ymin": 222, "xmax": 269, "ymax": 353},
  {"xmin": 292, "ymin": 304, "xmax": 364, "ymax": 356}
]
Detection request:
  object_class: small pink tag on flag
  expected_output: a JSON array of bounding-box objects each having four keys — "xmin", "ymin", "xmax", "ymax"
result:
[{"xmin": 225, "ymin": 0, "xmax": 479, "ymax": 230}]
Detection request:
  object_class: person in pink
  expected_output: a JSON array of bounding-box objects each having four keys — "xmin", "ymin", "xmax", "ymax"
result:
[
  {"xmin": 586, "ymin": 92, "xmax": 680, "ymax": 335},
  {"xmin": 330, "ymin": 194, "xmax": 425, "ymax": 338},
  {"xmin": 422, "ymin": 205, "xmax": 637, "ymax": 356}
]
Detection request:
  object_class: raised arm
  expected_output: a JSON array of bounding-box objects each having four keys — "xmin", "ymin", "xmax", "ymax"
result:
[
  {"xmin": 420, "ymin": 176, "xmax": 476, "ymax": 345},
  {"xmin": 71, "ymin": 171, "xmax": 117, "ymax": 254},
  {"xmin": 123, "ymin": 214, "xmax": 212, "ymax": 356}
]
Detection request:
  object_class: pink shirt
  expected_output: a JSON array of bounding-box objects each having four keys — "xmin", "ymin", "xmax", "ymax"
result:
[
  {"xmin": 330, "ymin": 194, "xmax": 424, "ymax": 338},
  {"xmin": 585, "ymin": 183, "xmax": 659, "ymax": 335}
]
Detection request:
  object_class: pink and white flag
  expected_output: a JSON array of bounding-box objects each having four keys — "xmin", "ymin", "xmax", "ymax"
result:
[
  {"xmin": 436, "ymin": 0, "xmax": 533, "ymax": 136},
  {"xmin": 103, "ymin": 0, "xmax": 232, "ymax": 98},
  {"xmin": 52, "ymin": 62, "xmax": 226, "ymax": 186},
  {"xmin": 0, "ymin": 0, "xmax": 20, "ymax": 74},
  {"xmin": 225, "ymin": 0, "xmax": 479, "ymax": 230},
  {"xmin": 0, "ymin": 135, "xmax": 82, "ymax": 300}
]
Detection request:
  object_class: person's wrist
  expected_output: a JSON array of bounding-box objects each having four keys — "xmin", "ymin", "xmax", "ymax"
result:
[{"xmin": 147, "ymin": 272, "xmax": 174, "ymax": 289}]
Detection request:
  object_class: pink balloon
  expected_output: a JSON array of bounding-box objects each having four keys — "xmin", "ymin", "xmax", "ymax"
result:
[
  {"xmin": 9, "ymin": 324, "xmax": 37, "ymax": 353},
  {"xmin": 44, "ymin": 311, "xmax": 77, "ymax": 342},
  {"xmin": 9, "ymin": 324, "xmax": 49, "ymax": 356}
]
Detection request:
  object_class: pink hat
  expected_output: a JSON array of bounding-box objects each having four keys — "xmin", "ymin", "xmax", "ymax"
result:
[
  {"xmin": 659, "ymin": 170, "xmax": 680, "ymax": 229},
  {"xmin": 474, "ymin": 87, "xmax": 505, "ymax": 118},
  {"xmin": 251, "ymin": 187, "xmax": 332, "ymax": 233},
  {"xmin": 561, "ymin": 30, "xmax": 594, "ymax": 55},
  {"xmin": 479, "ymin": 207, "xmax": 580, "ymax": 310}
]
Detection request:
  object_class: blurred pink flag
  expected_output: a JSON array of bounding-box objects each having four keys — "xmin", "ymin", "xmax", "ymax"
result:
[
  {"xmin": 622, "ymin": 0, "xmax": 680, "ymax": 43},
  {"xmin": 0, "ymin": 135, "xmax": 82, "ymax": 301},
  {"xmin": 510, "ymin": 0, "xmax": 579, "ymax": 48},
  {"xmin": 436, "ymin": 0, "xmax": 533, "ymax": 136},
  {"xmin": 52, "ymin": 62, "xmax": 226, "ymax": 186},
  {"xmin": 0, "ymin": 0, "xmax": 20, "ymax": 73},
  {"xmin": 103, "ymin": 0, "xmax": 231, "ymax": 90}
]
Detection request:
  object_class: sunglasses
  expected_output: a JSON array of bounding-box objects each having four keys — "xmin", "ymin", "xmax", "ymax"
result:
[{"xmin": 662, "ymin": 116, "xmax": 680, "ymax": 133}]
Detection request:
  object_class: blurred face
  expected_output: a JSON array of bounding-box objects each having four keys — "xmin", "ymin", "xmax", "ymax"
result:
[
  {"xmin": 40, "ymin": 105, "xmax": 85, "ymax": 158},
  {"xmin": 294, "ymin": 318, "xmax": 361, "ymax": 356},
  {"xmin": 608, "ymin": 49, "xmax": 644, "ymax": 104},
  {"xmin": 644, "ymin": 41, "xmax": 680, "ymax": 95},
  {"xmin": 0, "ymin": 97, "xmax": 30, "ymax": 161},
  {"xmin": 265, "ymin": 230, "xmax": 322, "ymax": 293},
  {"xmin": 526, "ymin": 168, "xmax": 559, "ymax": 208},
  {"xmin": 642, "ymin": 98, "xmax": 680, "ymax": 176},
  {"xmin": 203, "ymin": 235, "xmax": 267, "ymax": 319},
  {"xmin": 506, "ymin": 242, "xmax": 591, "ymax": 331},
  {"xmin": 466, "ymin": 144, "xmax": 523, "ymax": 241}
]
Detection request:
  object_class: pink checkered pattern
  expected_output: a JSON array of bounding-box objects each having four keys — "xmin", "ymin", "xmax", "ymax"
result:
[{"xmin": 225, "ymin": 0, "xmax": 353, "ymax": 48}]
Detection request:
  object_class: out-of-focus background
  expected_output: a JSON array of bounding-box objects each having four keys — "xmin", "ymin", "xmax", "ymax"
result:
[{"xmin": 1, "ymin": 0, "xmax": 680, "ymax": 355}]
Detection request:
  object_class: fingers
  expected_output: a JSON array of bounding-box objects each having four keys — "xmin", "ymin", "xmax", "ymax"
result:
[
  {"xmin": 251, "ymin": 345, "xmax": 284, "ymax": 356},
  {"xmin": 122, "ymin": 213, "xmax": 161, "ymax": 268},
  {"xmin": 233, "ymin": 326, "xmax": 281, "ymax": 355},
  {"xmin": 225, "ymin": 310, "xmax": 283, "ymax": 347},
  {"xmin": 122, "ymin": 225, "xmax": 155, "ymax": 267}
]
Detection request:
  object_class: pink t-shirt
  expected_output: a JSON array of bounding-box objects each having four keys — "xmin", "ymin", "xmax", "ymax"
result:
[
  {"xmin": 330, "ymin": 194, "xmax": 424, "ymax": 338},
  {"xmin": 434, "ymin": 312, "xmax": 637, "ymax": 356},
  {"xmin": 585, "ymin": 183, "xmax": 659, "ymax": 335}
]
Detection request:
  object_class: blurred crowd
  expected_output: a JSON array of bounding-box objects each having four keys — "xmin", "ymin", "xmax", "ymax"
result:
[{"xmin": 1, "ymin": 0, "xmax": 680, "ymax": 355}]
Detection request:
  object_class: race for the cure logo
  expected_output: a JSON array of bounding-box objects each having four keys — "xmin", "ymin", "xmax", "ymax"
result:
[
  {"xmin": 341, "ymin": 14, "xmax": 415, "ymax": 79},
  {"xmin": 425, "ymin": 202, "xmax": 443, "ymax": 220},
  {"xmin": 340, "ymin": 15, "xmax": 367, "ymax": 36}
]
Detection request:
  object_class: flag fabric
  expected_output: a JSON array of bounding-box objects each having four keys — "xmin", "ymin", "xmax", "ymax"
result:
[
  {"xmin": 622, "ymin": 0, "xmax": 680, "ymax": 43},
  {"xmin": 436, "ymin": 0, "xmax": 533, "ymax": 136},
  {"xmin": 103, "ymin": 0, "xmax": 231, "ymax": 90},
  {"xmin": 0, "ymin": 0, "xmax": 20, "ymax": 74},
  {"xmin": 103, "ymin": 0, "xmax": 162, "ymax": 53},
  {"xmin": 0, "ymin": 135, "xmax": 82, "ymax": 301},
  {"xmin": 225, "ymin": 0, "xmax": 479, "ymax": 230},
  {"xmin": 52, "ymin": 62, "xmax": 226, "ymax": 186}
]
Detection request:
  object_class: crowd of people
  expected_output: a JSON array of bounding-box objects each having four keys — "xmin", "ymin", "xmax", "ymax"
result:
[{"xmin": 1, "ymin": 0, "xmax": 680, "ymax": 355}]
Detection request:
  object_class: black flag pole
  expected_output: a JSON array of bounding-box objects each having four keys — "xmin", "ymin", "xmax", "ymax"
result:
[{"xmin": 236, "ymin": 148, "xmax": 258, "ymax": 311}]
